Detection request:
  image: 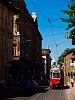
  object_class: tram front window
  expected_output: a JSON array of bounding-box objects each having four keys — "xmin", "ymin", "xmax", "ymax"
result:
[{"xmin": 53, "ymin": 73, "xmax": 60, "ymax": 78}]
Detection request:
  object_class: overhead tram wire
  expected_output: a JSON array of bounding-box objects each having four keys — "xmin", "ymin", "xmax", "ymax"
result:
[
  {"xmin": 43, "ymin": 33, "xmax": 64, "ymax": 38},
  {"xmin": 48, "ymin": 18, "xmax": 58, "ymax": 58},
  {"xmin": 18, "ymin": 22, "xmax": 66, "ymax": 28},
  {"xmin": 29, "ymin": 0, "xmax": 61, "ymax": 59},
  {"xmin": 48, "ymin": 41, "xmax": 68, "ymax": 47},
  {"xmin": 38, "ymin": 24, "xmax": 65, "ymax": 28},
  {"xmin": 29, "ymin": 0, "xmax": 47, "ymax": 20},
  {"xmin": 29, "ymin": 0, "xmax": 60, "ymax": 23}
]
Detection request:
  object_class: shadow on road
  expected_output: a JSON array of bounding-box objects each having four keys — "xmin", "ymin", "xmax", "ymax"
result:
[
  {"xmin": 38, "ymin": 86, "xmax": 50, "ymax": 93},
  {"xmin": 0, "ymin": 86, "xmax": 50, "ymax": 99},
  {"xmin": 0, "ymin": 89, "xmax": 38, "ymax": 100}
]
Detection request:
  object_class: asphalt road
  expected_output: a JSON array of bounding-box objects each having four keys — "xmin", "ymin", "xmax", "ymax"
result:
[{"xmin": 1, "ymin": 86, "xmax": 75, "ymax": 100}]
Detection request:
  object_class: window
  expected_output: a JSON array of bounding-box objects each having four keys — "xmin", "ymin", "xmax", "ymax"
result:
[{"xmin": 53, "ymin": 72, "xmax": 60, "ymax": 78}]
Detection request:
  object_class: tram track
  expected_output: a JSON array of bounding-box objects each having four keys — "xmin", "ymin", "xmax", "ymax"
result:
[
  {"xmin": 30, "ymin": 87, "xmax": 51, "ymax": 100},
  {"xmin": 59, "ymin": 92, "xmax": 62, "ymax": 100}
]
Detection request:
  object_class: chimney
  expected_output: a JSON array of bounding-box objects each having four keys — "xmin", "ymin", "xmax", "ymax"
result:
[{"xmin": 32, "ymin": 12, "xmax": 37, "ymax": 22}]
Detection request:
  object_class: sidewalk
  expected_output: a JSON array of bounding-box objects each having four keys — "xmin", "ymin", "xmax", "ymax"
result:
[
  {"xmin": 65, "ymin": 83, "xmax": 75, "ymax": 100},
  {"xmin": 0, "ymin": 86, "xmax": 22, "ymax": 99}
]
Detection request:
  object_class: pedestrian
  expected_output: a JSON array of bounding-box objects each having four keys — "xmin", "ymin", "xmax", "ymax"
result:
[{"xmin": 70, "ymin": 77, "xmax": 74, "ymax": 87}]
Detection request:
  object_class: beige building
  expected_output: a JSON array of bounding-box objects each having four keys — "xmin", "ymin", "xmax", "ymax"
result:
[
  {"xmin": 13, "ymin": 15, "xmax": 20, "ymax": 60},
  {"xmin": 64, "ymin": 49, "xmax": 75, "ymax": 86}
]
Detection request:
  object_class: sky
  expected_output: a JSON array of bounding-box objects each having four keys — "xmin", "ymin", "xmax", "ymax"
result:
[{"xmin": 24, "ymin": 0, "xmax": 75, "ymax": 61}]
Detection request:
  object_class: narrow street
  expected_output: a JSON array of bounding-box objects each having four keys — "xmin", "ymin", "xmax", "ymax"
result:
[{"xmin": 1, "ymin": 86, "xmax": 75, "ymax": 100}]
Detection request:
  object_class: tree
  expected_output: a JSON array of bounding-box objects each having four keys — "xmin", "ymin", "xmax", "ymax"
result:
[
  {"xmin": 58, "ymin": 48, "xmax": 72, "ymax": 64},
  {"xmin": 60, "ymin": 3, "xmax": 75, "ymax": 43}
]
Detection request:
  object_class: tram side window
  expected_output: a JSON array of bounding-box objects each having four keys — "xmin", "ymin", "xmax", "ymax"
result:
[
  {"xmin": 57, "ymin": 73, "xmax": 60, "ymax": 78},
  {"xmin": 53, "ymin": 73, "xmax": 55, "ymax": 78}
]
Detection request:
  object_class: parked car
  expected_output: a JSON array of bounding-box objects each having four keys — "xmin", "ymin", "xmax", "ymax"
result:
[{"xmin": 21, "ymin": 80, "xmax": 39, "ymax": 92}]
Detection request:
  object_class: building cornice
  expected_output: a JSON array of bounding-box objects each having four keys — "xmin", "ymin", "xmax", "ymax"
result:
[{"xmin": 0, "ymin": 0, "xmax": 21, "ymax": 14}]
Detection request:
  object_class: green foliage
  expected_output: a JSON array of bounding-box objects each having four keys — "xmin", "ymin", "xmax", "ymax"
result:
[
  {"xmin": 60, "ymin": 3, "xmax": 75, "ymax": 39},
  {"xmin": 58, "ymin": 48, "xmax": 72, "ymax": 63}
]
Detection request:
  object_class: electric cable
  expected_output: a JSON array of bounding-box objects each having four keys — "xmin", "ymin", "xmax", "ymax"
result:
[
  {"xmin": 29, "ymin": 0, "xmax": 59, "ymax": 59},
  {"xmin": 26, "ymin": 0, "xmax": 70, "ymax": 60}
]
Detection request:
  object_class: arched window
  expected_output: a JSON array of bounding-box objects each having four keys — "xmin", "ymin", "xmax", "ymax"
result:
[
  {"xmin": 74, "ymin": 73, "xmax": 75, "ymax": 76},
  {"xmin": 68, "ymin": 72, "xmax": 70, "ymax": 77},
  {"xmin": 71, "ymin": 72, "xmax": 73, "ymax": 76}
]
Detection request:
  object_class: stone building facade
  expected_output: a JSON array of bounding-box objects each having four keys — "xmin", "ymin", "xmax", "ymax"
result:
[
  {"xmin": 9, "ymin": 0, "xmax": 43, "ymax": 84},
  {"xmin": 42, "ymin": 48, "xmax": 51, "ymax": 85},
  {"xmin": 13, "ymin": 15, "xmax": 20, "ymax": 60},
  {"xmin": 64, "ymin": 49, "xmax": 75, "ymax": 86},
  {"xmin": 0, "ymin": 0, "xmax": 43, "ymax": 85},
  {"xmin": 0, "ymin": 1, "xmax": 20, "ymax": 81}
]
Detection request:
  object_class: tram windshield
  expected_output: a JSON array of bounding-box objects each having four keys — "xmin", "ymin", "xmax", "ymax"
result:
[
  {"xmin": 53, "ymin": 73, "xmax": 60, "ymax": 78},
  {"xmin": 50, "ymin": 72, "xmax": 60, "ymax": 78}
]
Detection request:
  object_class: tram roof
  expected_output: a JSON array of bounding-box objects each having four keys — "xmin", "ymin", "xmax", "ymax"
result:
[{"xmin": 50, "ymin": 67, "xmax": 61, "ymax": 71}]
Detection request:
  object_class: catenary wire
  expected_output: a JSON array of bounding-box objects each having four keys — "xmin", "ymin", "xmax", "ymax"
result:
[
  {"xmin": 28, "ymin": 0, "xmax": 60, "ymax": 58},
  {"xmin": 26, "ymin": 0, "xmax": 68, "ymax": 59}
]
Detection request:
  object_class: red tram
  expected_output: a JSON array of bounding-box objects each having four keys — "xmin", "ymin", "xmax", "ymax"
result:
[{"xmin": 49, "ymin": 67, "xmax": 64, "ymax": 88}]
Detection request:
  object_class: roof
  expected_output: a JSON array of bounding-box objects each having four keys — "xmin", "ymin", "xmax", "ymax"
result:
[
  {"xmin": 0, "ymin": 0, "xmax": 21, "ymax": 14},
  {"xmin": 71, "ymin": 55, "xmax": 75, "ymax": 59},
  {"xmin": 50, "ymin": 67, "xmax": 63, "ymax": 71},
  {"xmin": 64, "ymin": 48, "xmax": 75, "ymax": 57},
  {"xmin": 42, "ymin": 48, "xmax": 51, "ymax": 54},
  {"xmin": 50, "ymin": 67, "xmax": 60, "ymax": 71}
]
